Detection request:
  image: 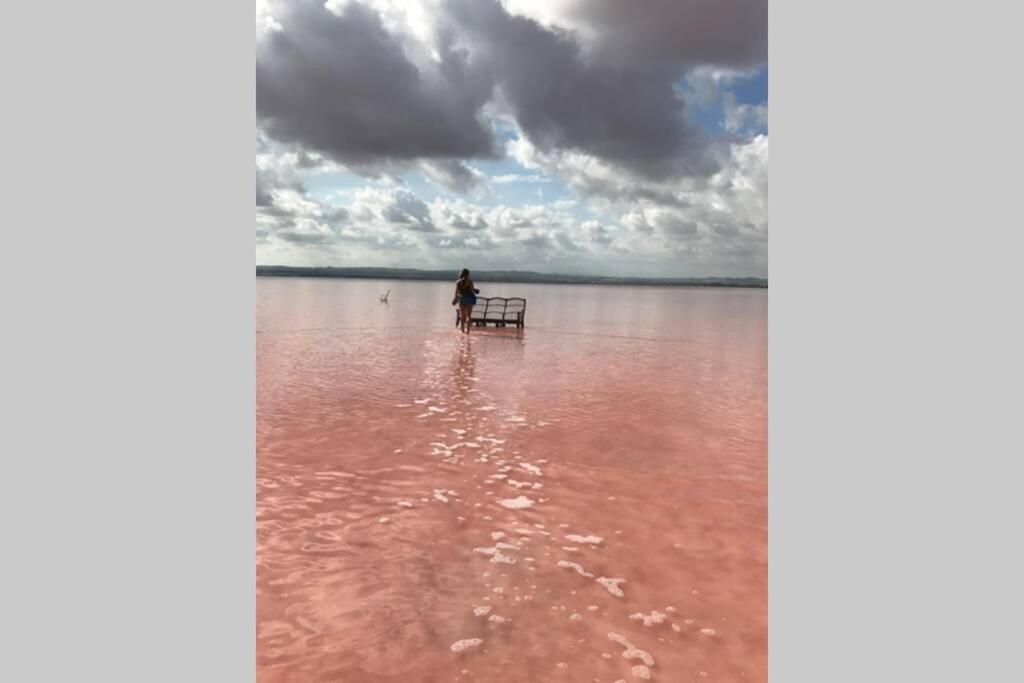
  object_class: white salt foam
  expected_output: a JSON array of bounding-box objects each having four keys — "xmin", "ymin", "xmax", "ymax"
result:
[
  {"xmin": 473, "ymin": 606, "xmax": 492, "ymax": 616},
  {"xmin": 498, "ymin": 496, "xmax": 534, "ymax": 509},
  {"xmin": 596, "ymin": 577, "xmax": 626, "ymax": 598},
  {"xmin": 488, "ymin": 615, "xmax": 507, "ymax": 624},
  {"xmin": 700, "ymin": 628, "xmax": 716, "ymax": 636},
  {"xmin": 629, "ymin": 611, "xmax": 667, "ymax": 627},
  {"xmin": 397, "ymin": 501, "xmax": 413, "ymax": 508},
  {"xmin": 519, "ymin": 463, "xmax": 543, "ymax": 476},
  {"xmin": 557, "ymin": 560, "xmax": 594, "ymax": 578},
  {"xmin": 632, "ymin": 664, "xmax": 652, "ymax": 680},
  {"xmin": 569, "ymin": 612, "xmax": 583, "ymax": 622},
  {"xmin": 450, "ymin": 639, "xmax": 483, "ymax": 653},
  {"xmin": 473, "ymin": 546, "xmax": 516, "ymax": 564},
  {"xmin": 565, "ymin": 534, "xmax": 604, "ymax": 545},
  {"xmin": 491, "ymin": 532, "xmax": 506, "ymax": 540},
  {"xmin": 671, "ymin": 623, "xmax": 682, "ymax": 632},
  {"xmin": 607, "ymin": 633, "xmax": 655, "ymax": 667}
]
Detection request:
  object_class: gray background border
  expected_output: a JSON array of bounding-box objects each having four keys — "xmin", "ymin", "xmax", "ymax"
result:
[
  {"xmin": 2, "ymin": 1, "xmax": 1021, "ymax": 681},
  {"xmin": 2, "ymin": 1, "xmax": 255, "ymax": 681},
  {"xmin": 770, "ymin": 1, "xmax": 1023, "ymax": 680}
]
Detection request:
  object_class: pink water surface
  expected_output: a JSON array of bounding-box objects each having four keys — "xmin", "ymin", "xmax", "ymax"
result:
[{"xmin": 257, "ymin": 277, "xmax": 766, "ymax": 682}]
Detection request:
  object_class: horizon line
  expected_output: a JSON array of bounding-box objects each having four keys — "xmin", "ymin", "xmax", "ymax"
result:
[{"xmin": 255, "ymin": 265, "xmax": 768, "ymax": 286}]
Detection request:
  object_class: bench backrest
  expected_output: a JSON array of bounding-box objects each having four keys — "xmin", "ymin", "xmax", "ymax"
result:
[{"xmin": 475, "ymin": 297, "xmax": 526, "ymax": 319}]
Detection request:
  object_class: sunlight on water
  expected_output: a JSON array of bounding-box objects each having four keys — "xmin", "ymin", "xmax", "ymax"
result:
[{"xmin": 257, "ymin": 278, "xmax": 766, "ymax": 682}]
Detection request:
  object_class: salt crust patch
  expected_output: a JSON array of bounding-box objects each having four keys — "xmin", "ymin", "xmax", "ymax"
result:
[
  {"xmin": 473, "ymin": 606, "xmax": 492, "ymax": 616},
  {"xmin": 630, "ymin": 611, "xmax": 667, "ymax": 627},
  {"xmin": 498, "ymin": 496, "xmax": 534, "ymax": 509},
  {"xmin": 565, "ymin": 534, "xmax": 603, "ymax": 545},
  {"xmin": 488, "ymin": 615, "xmax": 507, "ymax": 624},
  {"xmin": 473, "ymin": 547, "xmax": 516, "ymax": 564},
  {"xmin": 596, "ymin": 577, "xmax": 626, "ymax": 598},
  {"xmin": 450, "ymin": 639, "xmax": 483, "ymax": 653},
  {"xmin": 397, "ymin": 501, "xmax": 413, "ymax": 508},
  {"xmin": 519, "ymin": 463, "xmax": 543, "ymax": 476},
  {"xmin": 700, "ymin": 628, "xmax": 717, "ymax": 636},
  {"xmin": 557, "ymin": 560, "xmax": 594, "ymax": 578},
  {"xmin": 607, "ymin": 632, "xmax": 655, "ymax": 667},
  {"xmin": 507, "ymin": 479, "xmax": 542, "ymax": 489},
  {"xmin": 632, "ymin": 664, "xmax": 652, "ymax": 680}
]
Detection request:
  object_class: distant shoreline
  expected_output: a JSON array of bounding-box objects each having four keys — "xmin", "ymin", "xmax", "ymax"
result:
[{"xmin": 256, "ymin": 266, "xmax": 767, "ymax": 289}]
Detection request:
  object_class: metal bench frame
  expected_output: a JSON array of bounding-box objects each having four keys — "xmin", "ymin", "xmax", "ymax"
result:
[{"xmin": 456, "ymin": 296, "xmax": 527, "ymax": 328}]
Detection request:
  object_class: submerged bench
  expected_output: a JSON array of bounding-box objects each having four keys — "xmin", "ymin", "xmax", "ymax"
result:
[{"xmin": 456, "ymin": 297, "xmax": 527, "ymax": 328}]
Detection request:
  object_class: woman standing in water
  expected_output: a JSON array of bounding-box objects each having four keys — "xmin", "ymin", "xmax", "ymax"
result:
[{"xmin": 453, "ymin": 268, "xmax": 479, "ymax": 334}]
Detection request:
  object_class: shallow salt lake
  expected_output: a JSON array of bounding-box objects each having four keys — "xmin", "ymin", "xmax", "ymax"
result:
[{"xmin": 257, "ymin": 277, "xmax": 766, "ymax": 682}]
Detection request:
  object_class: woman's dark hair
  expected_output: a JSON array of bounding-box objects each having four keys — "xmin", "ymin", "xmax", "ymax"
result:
[{"xmin": 459, "ymin": 268, "xmax": 470, "ymax": 279}]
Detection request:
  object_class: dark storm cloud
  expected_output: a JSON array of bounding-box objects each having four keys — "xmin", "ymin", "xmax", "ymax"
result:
[
  {"xmin": 256, "ymin": 0, "xmax": 497, "ymax": 168},
  {"xmin": 446, "ymin": 0, "xmax": 714, "ymax": 178},
  {"xmin": 256, "ymin": 0, "xmax": 768, "ymax": 179},
  {"xmin": 547, "ymin": 0, "xmax": 767, "ymax": 69}
]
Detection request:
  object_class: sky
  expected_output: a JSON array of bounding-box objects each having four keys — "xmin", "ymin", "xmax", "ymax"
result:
[{"xmin": 256, "ymin": 0, "xmax": 767, "ymax": 278}]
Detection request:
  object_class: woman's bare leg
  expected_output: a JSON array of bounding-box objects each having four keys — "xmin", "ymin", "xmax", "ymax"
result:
[{"xmin": 459, "ymin": 304, "xmax": 471, "ymax": 333}]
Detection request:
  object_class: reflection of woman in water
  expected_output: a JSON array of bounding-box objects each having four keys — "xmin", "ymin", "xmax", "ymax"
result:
[{"xmin": 453, "ymin": 268, "xmax": 479, "ymax": 334}]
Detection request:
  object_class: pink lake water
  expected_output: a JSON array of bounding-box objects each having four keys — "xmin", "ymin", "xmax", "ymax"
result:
[{"xmin": 257, "ymin": 277, "xmax": 767, "ymax": 682}]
